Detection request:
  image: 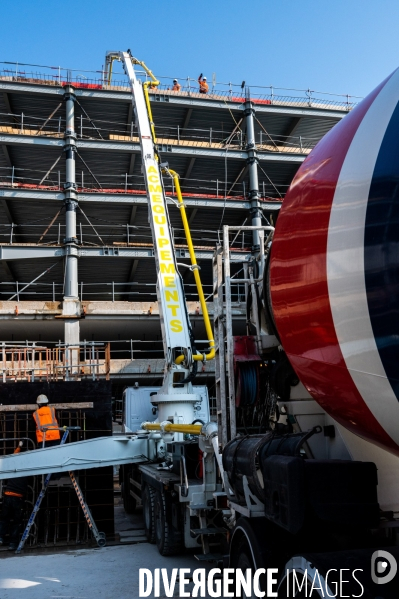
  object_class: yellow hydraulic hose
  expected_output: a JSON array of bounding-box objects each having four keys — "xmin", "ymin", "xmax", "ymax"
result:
[
  {"xmin": 164, "ymin": 169, "xmax": 215, "ymax": 364},
  {"xmin": 142, "ymin": 422, "xmax": 203, "ymax": 436}
]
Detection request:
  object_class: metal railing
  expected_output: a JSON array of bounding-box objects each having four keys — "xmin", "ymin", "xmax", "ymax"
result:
[
  {"xmin": 0, "ymin": 110, "xmax": 320, "ymax": 156},
  {"xmin": 0, "ymin": 61, "xmax": 361, "ymax": 111},
  {"xmin": 0, "ymin": 342, "xmax": 109, "ymax": 382},
  {"xmin": 0, "ymin": 278, "xmax": 247, "ymax": 303},
  {"xmin": 0, "ymin": 338, "xmax": 220, "ymax": 382},
  {"xmin": 0, "ymin": 165, "xmax": 289, "ymax": 199}
]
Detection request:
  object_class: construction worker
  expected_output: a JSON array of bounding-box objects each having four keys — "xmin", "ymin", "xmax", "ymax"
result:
[
  {"xmin": 0, "ymin": 442, "xmax": 30, "ymax": 551},
  {"xmin": 172, "ymin": 79, "xmax": 181, "ymax": 91},
  {"xmin": 33, "ymin": 394, "xmax": 61, "ymax": 448},
  {"xmin": 198, "ymin": 74, "xmax": 209, "ymax": 94}
]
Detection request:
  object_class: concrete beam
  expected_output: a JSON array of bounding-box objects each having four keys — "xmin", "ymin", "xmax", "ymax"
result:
[
  {"xmin": 184, "ymin": 157, "xmax": 196, "ymax": 180},
  {"xmin": 129, "ymin": 205, "xmax": 137, "ymax": 225},
  {"xmin": 182, "ymin": 108, "xmax": 193, "ymax": 129},
  {"xmin": 188, "ymin": 208, "xmax": 198, "ymax": 225},
  {"xmin": 0, "ymin": 244, "xmax": 251, "ymax": 262},
  {"xmin": 128, "ymin": 153, "xmax": 136, "ymax": 176},
  {"xmin": 0, "ymin": 188, "xmax": 282, "ymax": 211},
  {"xmin": 127, "ymin": 258, "xmax": 139, "ymax": 299},
  {"xmin": 0, "ymin": 299, "xmax": 246, "ymax": 319},
  {"xmin": 0, "ymin": 131, "xmax": 304, "ymax": 163}
]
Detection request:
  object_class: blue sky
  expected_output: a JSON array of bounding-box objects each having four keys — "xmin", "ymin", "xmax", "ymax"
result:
[{"xmin": 0, "ymin": 0, "xmax": 398, "ymax": 98}]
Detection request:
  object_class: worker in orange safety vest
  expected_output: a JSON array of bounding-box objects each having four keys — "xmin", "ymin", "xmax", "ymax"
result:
[
  {"xmin": 33, "ymin": 395, "xmax": 61, "ymax": 448},
  {"xmin": 172, "ymin": 79, "xmax": 181, "ymax": 91},
  {"xmin": 198, "ymin": 74, "xmax": 209, "ymax": 94}
]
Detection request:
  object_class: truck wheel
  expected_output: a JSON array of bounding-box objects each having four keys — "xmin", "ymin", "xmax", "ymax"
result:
[
  {"xmin": 154, "ymin": 489, "xmax": 182, "ymax": 556},
  {"xmin": 121, "ymin": 480, "xmax": 136, "ymax": 514},
  {"xmin": 142, "ymin": 484, "xmax": 155, "ymax": 543},
  {"xmin": 234, "ymin": 537, "xmax": 263, "ymax": 599}
]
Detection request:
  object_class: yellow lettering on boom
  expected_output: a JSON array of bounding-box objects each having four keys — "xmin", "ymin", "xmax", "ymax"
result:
[
  {"xmin": 170, "ymin": 320, "xmax": 183, "ymax": 333},
  {"xmin": 165, "ymin": 290, "xmax": 178, "ymax": 302},
  {"xmin": 148, "ymin": 175, "xmax": 159, "ymax": 183},
  {"xmin": 148, "ymin": 166, "xmax": 157, "ymax": 174},
  {"xmin": 149, "ymin": 185, "xmax": 162, "ymax": 193},
  {"xmin": 160, "ymin": 251, "xmax": 171, "ymax": 260},
  {"xmin": 155, "ymin": 216, "xmax": 166, "ymax": 225},
  {"xmin": 167, "ymin": 305, "xmax": 179, "ymax": 317},
  {"xmin": 153, "ymin": 205, "xmax": 165, "ymax": 214},
  {"xmin": 164, "ymin": 277, "xmax": 175, "ymax": 287},
  {"xmin": 158, "ymin": 239, "xmax": 169, "ymax": 247},
  {"xmin": 160, "ymin": 264, "xmax": 175, "ymax": 274}
]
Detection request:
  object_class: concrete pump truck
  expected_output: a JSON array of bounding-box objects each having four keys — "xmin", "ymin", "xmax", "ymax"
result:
[{"xmin": 2, "ymin": 52, "xmax": 399, "ymax": 597}]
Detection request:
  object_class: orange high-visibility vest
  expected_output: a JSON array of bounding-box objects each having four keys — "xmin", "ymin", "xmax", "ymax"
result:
[
  {"xmin": 33, "ymin": 406, "xmax": 60, "ymax": 443},
  {"xmin": 198, "ymin": 79, "xmax": 209, "ymax": 94}
]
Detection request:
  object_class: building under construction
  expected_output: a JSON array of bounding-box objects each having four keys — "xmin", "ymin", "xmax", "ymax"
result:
[{"xmin": 0, "ymin": 58, "xmax": 355, "ymax": 548}]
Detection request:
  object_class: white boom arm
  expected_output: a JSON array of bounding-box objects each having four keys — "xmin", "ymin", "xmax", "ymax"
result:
[
  {"xmin": 0, "ymin": 436, "xmax": 150, "ymax": 479},
  {"xmin": 119, "ymin": 51, "xmax": 194, "ymax": 373}
]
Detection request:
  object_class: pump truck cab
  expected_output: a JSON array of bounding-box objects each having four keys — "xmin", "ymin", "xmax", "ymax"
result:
[{"xmin": 3, "ymin": 53, "xmax": 399, "ymax": 596}]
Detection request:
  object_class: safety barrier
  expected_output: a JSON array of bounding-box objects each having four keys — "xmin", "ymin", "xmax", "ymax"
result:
[{"xmin": 0, "ymin": 61, "xmax": 360, "ymax": 110}]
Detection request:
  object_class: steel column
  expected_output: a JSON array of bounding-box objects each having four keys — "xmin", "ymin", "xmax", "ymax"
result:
[
  {"xmin": 64, "ymin": 86, "xmax": 79, "ymax": 300},
  {"xmin": 63, "ymin": 86, "xmax": 80, "ymax": 354}
]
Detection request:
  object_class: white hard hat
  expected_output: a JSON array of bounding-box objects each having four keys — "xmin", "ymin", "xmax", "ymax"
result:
[
  {"xmin": 37, "ymin": 394, "xmax": 49, "ymax": 405},
  {"xmin": 203, "ymin": 76, "xmax": 207, "ymax": 80},
  {"xmin": 173, "ymin": 79, "xmax": 177, "ymax": 83}
]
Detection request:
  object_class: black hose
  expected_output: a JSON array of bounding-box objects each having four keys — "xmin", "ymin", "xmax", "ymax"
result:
[{"xmin": 237, "ymin": 363, "xmax": 258, "ymax": 406}]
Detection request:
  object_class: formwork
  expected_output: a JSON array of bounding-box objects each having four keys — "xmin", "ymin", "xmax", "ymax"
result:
[{"xmin": 0, "ymin": 380, "xmax": 113, "ymax": 548}]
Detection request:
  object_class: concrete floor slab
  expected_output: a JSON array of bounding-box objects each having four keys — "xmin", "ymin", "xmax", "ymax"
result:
[{"xmin": 0, "ymin": 544, "xmax": 213, "ymax": 599}]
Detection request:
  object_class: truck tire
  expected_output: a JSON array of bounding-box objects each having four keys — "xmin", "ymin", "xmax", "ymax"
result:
[
  {"xmin": 121, "ymin": 479, "xmax": 136, "ymax": 514},
  {"xmin": 142, "ymin": 484, "xmax": 155, "ymax": 543},
  {"xmin": 154, "ymin": 488, "xmax": 182, "ymax": 556},
  {"xmin": 233, "ymin": 536, "xmax": 265, "ymax": 599}
]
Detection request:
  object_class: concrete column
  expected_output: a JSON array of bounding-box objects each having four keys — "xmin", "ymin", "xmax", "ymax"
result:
[
  {"xmin": 63, "ymin": 86, "xmax": 80, "ymax": 364},
  {"xmin": 244, "ymin": 98, "xmax": 262, "ymax": 253}
]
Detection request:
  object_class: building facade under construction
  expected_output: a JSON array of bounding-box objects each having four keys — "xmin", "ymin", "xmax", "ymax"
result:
[{"xmin": 0, "ymin": 57, "xmax": 356, "ymax": 547}]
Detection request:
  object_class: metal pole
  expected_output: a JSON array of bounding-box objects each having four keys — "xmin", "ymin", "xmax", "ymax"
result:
[
  {"xmin": 223, "ymin": 226, "xmax": 236, "ymax": 440},
  {"xmin": 244, "ymin": 94, "xmax": 262, "ymax": 255}
]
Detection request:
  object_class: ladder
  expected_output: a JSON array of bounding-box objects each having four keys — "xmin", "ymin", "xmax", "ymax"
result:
[{"xmin": 16, "ymin": 427, "xmax": 105, "ymax": 553}]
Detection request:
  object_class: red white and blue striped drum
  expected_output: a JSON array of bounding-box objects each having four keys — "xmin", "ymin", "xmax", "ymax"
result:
[{"xmin": 270, "ymin": 69, "xmax": 399, "ymax": 455}]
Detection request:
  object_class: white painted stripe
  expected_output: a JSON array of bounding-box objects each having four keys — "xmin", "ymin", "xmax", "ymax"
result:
[{"xmin": 327, "ymin": 68, "xmax": 399, "ymax": 446}]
